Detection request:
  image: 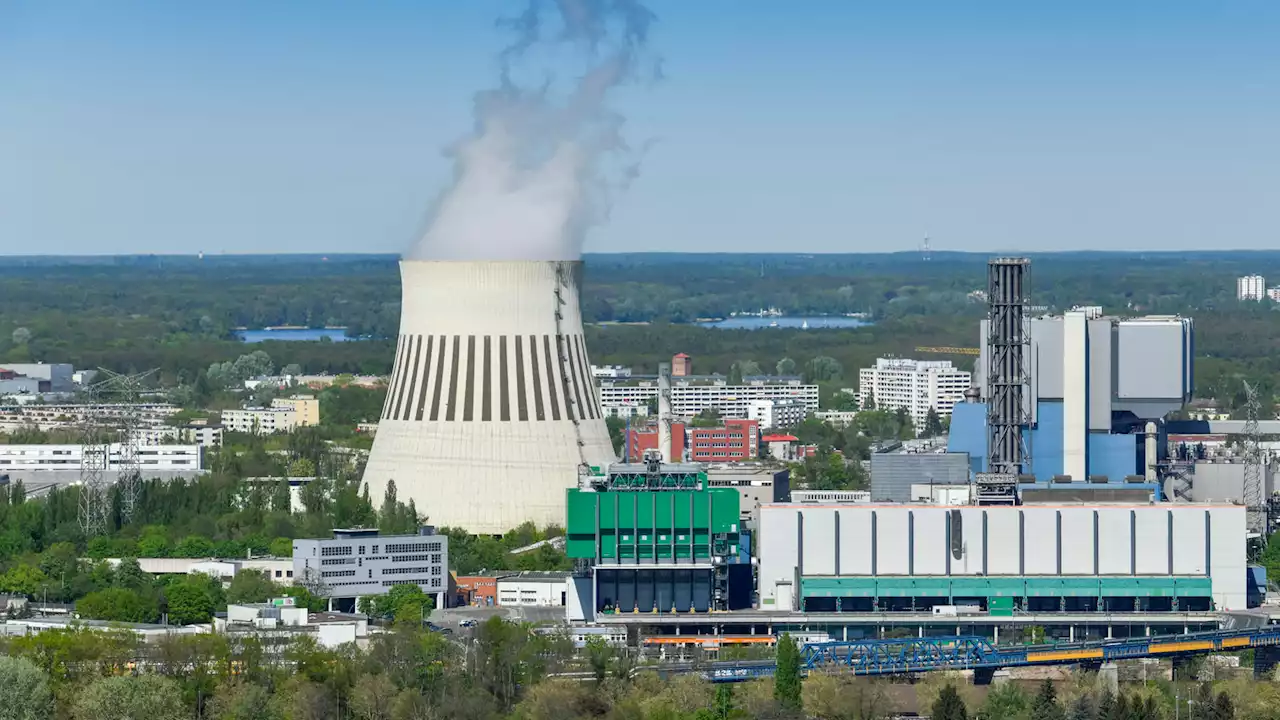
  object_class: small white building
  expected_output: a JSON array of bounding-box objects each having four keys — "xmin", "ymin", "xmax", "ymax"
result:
[
  {"xmin": 0, "ymin": 444, "xmax": 201, "ymax": 472},
  {"xmin": 591, "ymin": 365, "xmax": 633, "ymax": 379},
  {"xmin": 814, "ymin": 410, "xmax": 859, "ymax": 428},
  {"xmin": 496, "ymin": 571, "xmax": 572, "ymax": 607},
  {"xmin": 217, "ymin": 600, "xmax": 369, "ymax": 649},
  {"xmin": 101, "ymin": 557, "xmax": 295, "ymax": 586},
  {"xmin": 747, "ymin": 398, "xmax": 807, "ymax": 430}
]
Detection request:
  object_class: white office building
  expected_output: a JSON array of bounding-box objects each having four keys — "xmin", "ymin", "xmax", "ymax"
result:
[
  {"xmin": 0, "ymin": 444, "xmax": 201, "ymax": 472},
  {"xmin": 222, "ymin": 407, "xmax": 297, "ymax": 434},
  {"xmin": 857, "ymin": 358, "xmax": 970, "ymax": 431},
  {"xmin": 747, "ymin": 398, "xmax": 808, "ymax": 429},
  {"xmin": 1238, "ymin": 275, "xmax": 1266, "ymax": 301},
  {"xmin": 293, "ymin": 528, "xmax": 448, "ymax": 610},
  {"xmin": 496, "ymin": 571, "xmax": 572, "ymax": 607},
  {"xmin": 599, "ymin": 378, "xmax": 819, "ymax": 420}
]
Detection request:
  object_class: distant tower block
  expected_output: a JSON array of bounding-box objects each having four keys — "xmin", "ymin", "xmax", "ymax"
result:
[{"xmin": 362, "ymin": 260, "xmax": 617, "ymax": 534}]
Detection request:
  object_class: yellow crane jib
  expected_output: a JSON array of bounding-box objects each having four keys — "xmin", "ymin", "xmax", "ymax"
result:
[{"xmin": 915, "ymin": 346, "xmax": 980, "ymax": 356}]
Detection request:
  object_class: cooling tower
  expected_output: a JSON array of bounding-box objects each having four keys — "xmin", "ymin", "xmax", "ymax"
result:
[{"xmin": 362, "ymin": 260, "xmax": 616, "ymax": 534}]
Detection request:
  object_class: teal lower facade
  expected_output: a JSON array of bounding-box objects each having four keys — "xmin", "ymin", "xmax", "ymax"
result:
[{"xmin": 800, "ymin": 575, "xmax": 1214, "ymax": 612}]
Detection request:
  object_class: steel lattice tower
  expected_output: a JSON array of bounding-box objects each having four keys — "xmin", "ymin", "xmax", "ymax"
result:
[
  {"xmin": 1243, "ymin": 380, "xmax": 1264, "ymax": 534},
  {"xmin": 978, "ymin": 257, "xmax": 1031, "ymax": 505},
  {"xmin": 77, "ymin": 368, "xmax": 158, "ymax": 535},
  {"xmin": 77, "ymin": 409, "xmax": 111, "ymax": 537}
]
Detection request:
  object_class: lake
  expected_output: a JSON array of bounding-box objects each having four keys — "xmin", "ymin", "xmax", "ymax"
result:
[
  {"xmin": 236, "ymin": 328, "xmax": 355, "ymax": 343},
  {"xmin": 696, "ymin": 316, "xmax": 871, "ymax": 330}
]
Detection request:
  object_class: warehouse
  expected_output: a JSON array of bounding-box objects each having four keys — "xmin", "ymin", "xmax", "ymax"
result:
[{"xmin": 757, "ymin": 503, "xmax": 1246, "ymax": 614}]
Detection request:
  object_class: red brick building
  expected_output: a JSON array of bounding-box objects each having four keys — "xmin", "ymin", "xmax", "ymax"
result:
[
  {"xmin": 624, "ymin": 422, "xmax": 686, "ymax": 461},
  {"xmin": 672, "ymin": 353, "xmax": 692, "ymax": 377},
  {"xmin": 689, "ymin": 419, "xmax": 759, "ymax": 462}
]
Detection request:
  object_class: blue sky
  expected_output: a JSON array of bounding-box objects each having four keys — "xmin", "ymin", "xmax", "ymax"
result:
[{"xmin": 1, "ymin": 1, "xmax": 1278, "ymax": 255}]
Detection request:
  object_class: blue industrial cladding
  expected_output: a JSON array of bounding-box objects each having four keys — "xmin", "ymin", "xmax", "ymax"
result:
[{"xmin": 948, "ymin": 400, "xmax": 1137, "ymax": 480}]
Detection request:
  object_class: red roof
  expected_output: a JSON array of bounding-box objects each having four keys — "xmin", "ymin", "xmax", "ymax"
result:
[
  {"xmin": 673, "ymin": 353, "xmax": 690, "ymax": 358},
  {"xmin": 762, "ymin": 434, "xmax": 799, "ymax": 443}
]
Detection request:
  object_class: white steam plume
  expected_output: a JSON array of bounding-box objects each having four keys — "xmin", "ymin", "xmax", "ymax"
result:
[{"xmin": 406, "ymin": 0, "xmax": 657, "ymax": 262}]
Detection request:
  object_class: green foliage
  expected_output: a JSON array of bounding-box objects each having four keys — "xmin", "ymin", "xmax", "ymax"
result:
[
  {"xmin": 444, "ymin": 523, "xmax": 573, "ymax": 575},
  {"xmin": 924, "ymin": 407, "xmax": 945, "ymax": 437},
  {"xmin": 1030, "ymin": 680, "xmax": 1064, "ymax": 720},
  {"xmin": 75, "ymin": 588, "xmax": 159, "ymax": 624},
  {"xmin": 773, "ymin": 633, "xmax": 803, "ymax": 712},
  {"xmin": 164, "ymin": 573, "xmax": 225, "ymax": 625},
  {"xmin": 982, "ymin": 682, "xmax": 1031, "ymax": 720},
  {"xmin": 206, "ymin": 681, "xmax": 277, "ymax": 720},
  {"xmin": 226, "ymin": 568, "xmax": 278, "ymax": 605},
  {"xmin": 72, "ymin": 675, "xmax": 186, "ymax": 720},
  {"xmin": 0, "ymin": 563, "xmax": 48, "ymax": 598},
  {"xmin": 933, "ymin": 684, "xmax": 970, "ymax": 720},
  {"xmin": 0, "ymin": 656, "xmax": 54, "ymax": 720},
  {"xmin": 361, "ymin": 584, "xmax": 433, "ymax": 624}
]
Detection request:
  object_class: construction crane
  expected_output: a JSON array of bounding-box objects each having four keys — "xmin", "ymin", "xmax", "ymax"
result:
[{"xmin": 915, "ymin": 346, "xmax": 980, "ymax": 357}]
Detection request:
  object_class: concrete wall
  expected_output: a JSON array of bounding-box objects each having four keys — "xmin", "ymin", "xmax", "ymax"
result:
[{"xmin": 758, "ymin": 503, "xmax": 1246, "ymax": 610}]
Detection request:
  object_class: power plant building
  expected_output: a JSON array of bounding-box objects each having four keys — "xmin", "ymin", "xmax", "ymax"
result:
[
  {"xmin": 757, "ymin": 503, "xmax": 1247, "ymax": 614},
  {"xmin": 362, "ymin": 261, "xmax": 616, "ymax": 534},
  {"xmin": 950, "ymin": 313, "xmax": 1194, "ymax": 480}
]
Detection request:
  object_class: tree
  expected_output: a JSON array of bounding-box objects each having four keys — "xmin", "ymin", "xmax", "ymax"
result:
[
  {"xmin": 72, "ymin": 675, "xmax": 185, "ymax": 720},
  {"xmin": 0, "ymin": 656, "xmax": 54, "ymax": 720},
  {"xmin": 165, "ymin": 573, "xmax": 224, "ymax": 625},
  {"xmin": 1213, "ymin": 691, "xmax": 1234, "ymax": 720},
  {"xmin": 805, "ymin": 355, "xmax": 844, "ymax": 382},
  {"xmin": 1066, "ymin": 695, "xmax": 1094, "ymax": 720},
  {"xmin": 113, "ymin": 558, "xmax": 153, "ymax": 592},
  {"xmin": 287, "ymin": 458, "xmax": 316, "ymax": 477},
  {"xmin": 924, "ymin": 407, "xmax": 945, "ymax": 437},
  {"xmin": 207, "ymin": 681, "xmax": 277, "ymax": 720},
  {"xmin": 350, "ymin": 673, "xmax": 396, "ymax": 720},
  {"xmin": 0, "ymin": 564, "xmax": 47, "ymax": 598},
  {"xmin": 711, "ymin": 684, "xmax": 738, "ymax": 720},
  {"xmin": 776, "ymin": 358, "xmax": 797, "ymax": 376},
  {"xmin": 173, "ymin": 535, "xmax": 216, "ymax": 558},
  {"xmin": 933, "ymin": 684, "xmax": 969, "ymax": 720},
  {"xmin": 227, "ymin": 568, "xmax": 277, "ymax": 605},
  {"xmin": 690, "ymin": 408, "xmax": 723, "ymax": 428},
  {"xmin": 76, "ymin": 588, "xmax": 159, "ymax": 624},
  {"xmin": 584, "ymin": 636, "xmax": 615, "ymax": 683},
  {"xmin": 1030, "ymin": 679, "xmax": 1064, "ymax": 720},
  {"xmin": 362, "ymin": 584, "xmax": 432, "ymax": 624},
  {"xmin": 864, "ymin": 392, "xmax": 876, "ymax": 410},
  {"xmin": 980, "ymin": 681, "xmax": 1030, "ymax": 720},
  {"xmin": 11, "ymin": 327, "xmax": 31, "ymax": 345},
  {"xmin": 773, "ymin": 633, "xmax": 803, "ymax": 713}
]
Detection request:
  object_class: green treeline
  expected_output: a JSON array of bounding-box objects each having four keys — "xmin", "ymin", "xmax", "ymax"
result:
[
  {"xmin": 5, "ymin": 253, "xmax": 1280, "ymax": 414},
  {"xmin": 0, "ymin": 626, "xmax": 1272, "ymax": 720}
]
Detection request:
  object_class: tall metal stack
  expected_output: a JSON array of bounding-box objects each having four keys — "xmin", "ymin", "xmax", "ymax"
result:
[
  {"xmin": 1242, "ymin": 380, "xmax": 1264, "ymax": 534},
  {"xmin": 978, "ymin": 257, "xmax": 1031, "ymax": 505}
]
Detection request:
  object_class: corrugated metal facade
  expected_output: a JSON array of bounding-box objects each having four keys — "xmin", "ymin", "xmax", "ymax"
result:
[
  {"xmin": 757, "ymin": 504, "xmax": 1246, "ymax": 611},
  {"xmin": 870, "ymin": 453, "xmax": 971, "ymax": 501}
]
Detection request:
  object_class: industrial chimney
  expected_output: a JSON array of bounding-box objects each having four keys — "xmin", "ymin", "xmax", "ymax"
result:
[{"xmin": 362, "ymin": 260, "xmax": 617, "ymax": 534}]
